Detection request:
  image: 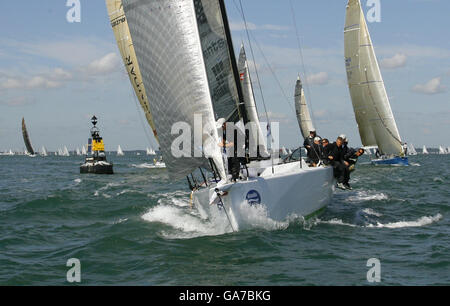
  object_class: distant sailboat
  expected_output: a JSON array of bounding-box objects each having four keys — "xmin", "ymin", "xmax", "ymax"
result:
[
  {"xmin": 439, "ymin": 146, "xmax": 446, "ymax": 155},
  {"xmin": 62, "ymin": 146, "xmax": 70, "ymax": 157},
  {"xmin": 40, "ymin": 146, "xmax": 48, "ymax": 156},
  {"xmin": 422, "ymin": 145, "xmax": 429, "ymax": 155},
  {"xmin": 146, "ymin": 147, "xmax": 156, "ymax": 155},
  {"xmin": 117, "ymin": 145, "xmax": 124, "ymax": 156},
  {"xmin": 21, "ymin": 118, "xmax": 36, "ymax": 156},
  {"xmin": 407, "ymin": 143, "xmax": 417, "ymax": 156},
  {"xmin": 344, "ymin": 0, "xmax": 408, "ymax": 166},
  {"xmin": 81, "ymin": 145, "xmax": 87, "ymax": 155},
  {"xmin": 294, "ymin": 75, "xmax": 315, "ymax": 139},
  {"xmin": 76, "ymin": 147, "xmax": 81, "ymax": 156}
]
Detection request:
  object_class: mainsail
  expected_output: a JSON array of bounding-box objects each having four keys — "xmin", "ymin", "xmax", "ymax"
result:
[
  {"xmin": 21, "ymin": 118, "xmax": 35, "ymax": 155},
  {"xmin": 294, "ymin": 75, "xmax": 315, "ymax": 139},
  {"xmin": 344, "ymin": 0, "xmax": 404, "ymax": 156},
  {"xmin": 422, "ymin": 145, "xmax": 429, "ymax": 154},
  {"xmin": 105, "ymin": 0, "xmax": 159, "ymax": 142},
  {"xmin": 123, "ymin": 0, "xmax": 226, "ymax": 179},
  {"xmin": 238, "ymin": 44, "xmax": 268, "ymax": 156}
]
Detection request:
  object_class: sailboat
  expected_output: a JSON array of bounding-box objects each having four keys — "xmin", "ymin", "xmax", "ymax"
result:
[
  {"xmin": 62, "ymin": 146, "xmax": 70, "ymax": 157},
  {"xmin": 21, "ymin": 118, "xmax": 36, "ymax": 157},
  {"xmin": 115, "ymin": 0, "xmax": 334, "ymax": 230},
  {"xmin": 117, "ymin": 145, "xmax": 124, "ymax": 156},
  {"xmin": 344, "ymin": 0, "xmax": 408, "ymax": 166},
  {"xmin": 439, "ymin": 146, "xmax": 446, "ymax": 155},
  {"xmin": 422, "ymin": 145, "xmax": 429, "ymax": 155},
  {"xmin": 40, "ymin": 146, "xmax": 48, "ymax": 157},
  {"xmin": 76, "ymin": 147, "xmax": 81, "ymax": 156},
  {"xmin": 146, "ymin": 147, "xmax": 156, "ymax": 155},
  {"xmin": 81, "ymin": 145, "xmax": 87, "ymax": 155},
  {"xmin": 407, "ymin": 143, "xmax": 417, "ymax": 156},
  {"xmin": 294, "ymin": 75, "xmax": 315, "ymax": 139}
]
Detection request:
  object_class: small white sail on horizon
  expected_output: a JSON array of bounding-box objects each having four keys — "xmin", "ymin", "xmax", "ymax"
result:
[
  {"xmin": 439, "ymin": 146, "xmax": 446, "ymax": 154},
  {"xmin": 117, "ymin": 145, "xmax": 124, "ymax": 156},
  {"xmin": 40, "ymin": 146, "xmax": 48, "ymax": 156},
  {"xmin": 407, "ymin": 143, "xmax": 417, "ymax": 155},
  {"xmin": 81, "ymin": 145, "xmax": 87, "ymax": 155},
  {"xmin": 62, "ymin": 146, "xmax": 70, "ymax": 157},
  {"xmin": 422, "ymin": 145, "xmax": 429, "ymax": 155},
  {"xmin": 76, "ymin": 147, "xmax": 81, "ymax": 156}
]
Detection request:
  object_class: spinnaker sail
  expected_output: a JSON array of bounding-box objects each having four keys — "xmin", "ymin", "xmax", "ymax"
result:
[{"xmin": 344, "ymin": 0, "xmax": 404, "ymax": 156}]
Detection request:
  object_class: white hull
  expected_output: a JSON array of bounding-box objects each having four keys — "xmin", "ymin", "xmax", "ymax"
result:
[{"xmin": 193, "ymin": 162, "xmax": 334, "ymax": 231}]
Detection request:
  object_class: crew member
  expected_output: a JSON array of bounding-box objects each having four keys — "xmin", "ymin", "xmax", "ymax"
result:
[{"xmin": 327, "ymin": 136, "xmax": 350, "ymax": 190}]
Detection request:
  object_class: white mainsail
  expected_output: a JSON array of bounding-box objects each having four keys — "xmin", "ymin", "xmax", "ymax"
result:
[
  {"xmin": 294, "ymin": 75, "xmax": 315, "ymax": 139},
  {"xmin": 439, "ymin": 146, "xmax": 446, "ymax": 154},
  {"xmin": 63, "ymin": 146, "xmax": 70, "ymax": 156},
  {"xmin": 81, "ymin": 145, "xmax": 87, "ymax": 155},
  {"xmin": 117, "ymin": 145, "xmax": 124, "ymax": 156},
  {"xmin": 345, "ymin": 0, "xmax": 404, "ymax": 157},
  {"xmin": 238, "ymin": 44, "xmax": 268, "ymax": 157},
  {"xmin": 422, "ymin": 145, "xmax": 429, "ymax": 154},
  {"xmin": 123, "ymin": 0, "xmax": 228, "ymax": 180},
  {"xmin": 407, "ymin": 143, "xmax": 417, "ymax": 155},
  {"xmin": 76, "ymin": 147, "xmax": 81, "ymax": 156},
  {"xmin": 41, "ymin": 146, "xmax": 48, "ymax": 156},
  {"xmin": 105, "ymin": 0, "xmax": 159, "ymax": 143}
]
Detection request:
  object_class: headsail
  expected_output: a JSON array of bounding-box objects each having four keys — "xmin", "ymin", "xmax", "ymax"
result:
[
  {"xmin": 21, "ymin": 118, "xmax": 35, "ymax": 155},
  {"xmin": 194, "ymin": 0, "xmax": 245, "ymax": 123},
  {"xmin": 345, "ymin": 0, "xmax": 404, "ymax": 156},
  {"xmin": 238, "ymin": 44, "xmax": 268, "ymax": 156},
  {"xmin": 294, "ymin": 75, "xmax": 315, "ymax": 139},
  {"xmin": 123, "ymin": 0, "xmax": 226, "ymax": 180},
  {"xmin": 422, "ymin": 145, "xmax": 429, "ymax": 154},
  {"xmin": 105, "ymin": 0, "xmax": 159, "ymax": 143}
]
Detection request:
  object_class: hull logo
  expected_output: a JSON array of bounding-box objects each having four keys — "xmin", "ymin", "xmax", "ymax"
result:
[{"xmin": 246, "ymin": 190, "xmax": 261, "ymax": 206}]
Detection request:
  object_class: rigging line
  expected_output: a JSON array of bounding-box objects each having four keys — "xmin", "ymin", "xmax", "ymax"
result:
[
  {"xmin": 125, "ymin": 71, "xmax": 156, "ymax": 149},
  {"xmin": 233, "ymin": 0, "xmax": 270, "ymax": 125},
  {"xmin": 289, "ymin": 0, "xmax": 316, "ymax": 125}
]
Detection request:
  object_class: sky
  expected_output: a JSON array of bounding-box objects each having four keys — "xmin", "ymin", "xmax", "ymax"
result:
[{"xmin": 0, "ymin": 0, "xmax": 449, "ymax": 152}]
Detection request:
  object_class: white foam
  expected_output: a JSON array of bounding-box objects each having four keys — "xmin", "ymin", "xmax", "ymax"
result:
[
  {"xmin": 318, "ymin": 214, "xmax": 442, "ymax": 229},
  {"xmin": 362, "ymin": 208, "xmax": 383, "ymax": 217},
  {"xmin": 367, "ymin": 214, "xmax": 442, "ymax": 229},
  {"xmin": 235, "ymin": 202, "xmax": 289, "ymax": 231},
  {"xmin": 142, "ymin": 204, "xmax": 230, "ymax": 238},
  {"xmin": 132, "ymin": 163, "xmax": 166, "ymax": 169},
  {"xmin": 318, "ymin": 218, "xmax": 358, "ymax": 228},
  {"xmin": 347, "ymin": 191, "xmax": 388, "ymax": 202},
  {"xmin": 74, "ymin": 178, "xmax": 82, "ymax": 184}
]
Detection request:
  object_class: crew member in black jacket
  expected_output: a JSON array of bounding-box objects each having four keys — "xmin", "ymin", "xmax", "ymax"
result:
[{"xmin": 327, "ymin": 136, "xmax": 350, "ymax": 190}]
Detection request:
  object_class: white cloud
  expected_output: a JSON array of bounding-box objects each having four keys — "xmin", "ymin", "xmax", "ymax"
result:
[
  {"xmin": 380, "ymin": 53, "xmax": 407, "ymax": 69},
  {"xmin": 412, "ymin": 77, "xmax": 446, "ymax": 95},
  {"xmin": 306, "ymin": 72, "xmax": 329, "ymax": 85},
  {"xmin": 0, "ymin": 96, "xmax": 35, "ymax": 107},
  {"xmin": 27, "ymin": 76, "xmax": 61, "ymax": 89},
  {"xmin": 86, "ymin": 53, "xmax": 120, "ymax": 75},
  {"xmin": 1, "ymin": 78, "xmax": 21, "ymax": 89}
]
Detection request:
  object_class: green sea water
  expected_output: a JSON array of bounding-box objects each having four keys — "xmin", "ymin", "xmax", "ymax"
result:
[{"xmin": 0, "ymin": 152, "xmax": 448, "ymax": 285}]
